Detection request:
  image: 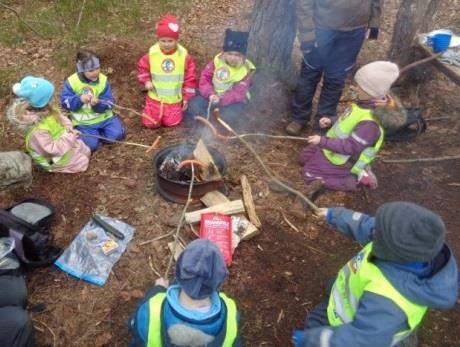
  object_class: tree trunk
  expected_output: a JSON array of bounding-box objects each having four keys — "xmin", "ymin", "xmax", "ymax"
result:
[
  {"xmin": 389, "ymin": 0, "xmax": 440, "ymax": 68},
  {"xmin": 247, "ymin": 0, "xmax": 297, "ymax": 84}
]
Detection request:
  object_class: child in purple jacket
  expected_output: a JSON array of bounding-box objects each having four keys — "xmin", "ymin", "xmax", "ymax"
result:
[
  {"xmin": 300, "ymin": 61, "xmax": 404, "ymax": 191},
  {"xmin": 187, "ymin": 29, "xmax": 256, "ymax": 128}
]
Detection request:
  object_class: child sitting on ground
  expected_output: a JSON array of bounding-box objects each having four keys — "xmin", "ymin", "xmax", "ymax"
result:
[
  {"xmin": 187, "ymin": 29, "xmax": 256, "ymax": 128},
  {"xmin": 129, "ymin": 239, "xmax": 241, "ymax": 346},
  {"xmin": 60, "ymin": 48, "xmax": 125, "ymax": 151},
  {"xmin": 292, "ymin": 201, "xmax": 458, "ymax": 347},
  {"xmin": 137, "ymin": 15, "xmax": 196, "ymax": 129},
  {"xmin": 300, "ymin": 61, "xmax": 404, "ymax": 191},
  {"xmin": 11, "ymin": 76, "xmax": 90, "ymax": 173}
]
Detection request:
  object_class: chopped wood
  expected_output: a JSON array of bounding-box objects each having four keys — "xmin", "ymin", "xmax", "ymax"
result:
[
  {"xmin": 168, "ymin": 241, "xmax": 185, "ymax": 261},
  {"xmin": 241, "ymin": 175, "xmax": 262, "ymax": 228},
  {"xmin": 184, "ymin": 200, "xmax": 245, "ymax": 224},
  {"xmin": 193, "ymin": 139, "xmax": 222, "ymax": 181},
  {"xmin": 201, "ymin": 191, "xmax": 260, "ymax": 240}
]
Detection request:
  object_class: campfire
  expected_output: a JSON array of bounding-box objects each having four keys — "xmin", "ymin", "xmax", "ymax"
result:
[{"xmin": 154, "ymin": 140, "xmax": 226, "ymax": 204}]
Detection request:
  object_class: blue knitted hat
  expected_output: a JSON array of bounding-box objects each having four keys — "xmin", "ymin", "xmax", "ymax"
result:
[
  {"xmin": 223, "ymin": 29, "xmax": 249, "ymax": 55},
  {"xmin": 176, "ymin": 239, "xmax": 228, "ymax": 299},
  {"xmin": 12, "ymin": 76, "xmax": 55, "ymax": 108}
]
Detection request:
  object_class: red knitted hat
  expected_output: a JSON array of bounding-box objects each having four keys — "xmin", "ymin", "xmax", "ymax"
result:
[{"xmin": 156, "ymin": 15, "xmax": 180, "ymax": 39}]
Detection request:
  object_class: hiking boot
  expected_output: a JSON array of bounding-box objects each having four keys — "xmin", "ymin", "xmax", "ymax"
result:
[
  {"xmin": 285, "ymin": 121, "xmax": 305, "ymax": 136},
  {"xmin": 289, "ymin": 180, "xmax": 325, "ymax": 218},
  {"xmin": 268, "ymin": 179, "xmax": 295, "ymax": 194}
]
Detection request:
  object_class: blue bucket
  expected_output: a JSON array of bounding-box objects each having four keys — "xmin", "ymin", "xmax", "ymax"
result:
[{"xmin": 429, "ymin": 33, "xmax": 452, "ymax": 53}]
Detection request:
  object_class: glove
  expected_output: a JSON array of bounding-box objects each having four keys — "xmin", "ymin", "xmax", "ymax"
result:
[
  {"xmin": 292, "ymin": 329, "xmax": 305, "ymax": 347},
  {"xmin": 300, "ymin": 41, "xmax": 316, "ymax": 54},
  {"xmin": 357, "ymin": 170, "xmax": 378, "ymax": 189},
  {"xmin": 368, "ymin": 27, "xmax": 379, "ymax": 40}
]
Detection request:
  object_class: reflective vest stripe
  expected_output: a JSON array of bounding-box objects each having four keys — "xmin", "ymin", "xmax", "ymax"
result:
[
  {"xmin": 67, "ymin": 72, "xmax": 113, "ymax": 125},
  {"xmin": 148, "ymin": 43, "xmax": 187, "ymax": 104},
  {"xmin": 212, "ymin": 54, "xmax": 255, "ymax": 98},
  {"xmin": 25, "ymin": 115, "xmax": 71, "ymax": 171},
  {"xmin": 327, "ymin": 243, "xmax": 427, "ymax": 346},
  {"xmin": 323, "ymin": 104, "xmax": 384, "ymax": 175},
  {"xmin": 147, "ymin": 292, "xmax": 238, "ymax": 347}
]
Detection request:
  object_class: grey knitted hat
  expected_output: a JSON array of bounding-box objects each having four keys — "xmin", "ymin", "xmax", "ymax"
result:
[
  {"xmin": 373, "ymin": 202, "xmax": 446, "ymax": 262},
  {"xmin": 176, "ymin": 239, "xmax": 228, "ymax": 300}
]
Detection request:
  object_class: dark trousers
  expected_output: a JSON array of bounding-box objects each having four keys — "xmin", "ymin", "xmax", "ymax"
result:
[
  {"xmin": 187, "ymin": 95, "xmax": 246, "ymax": 128},
  {"xmin": 292, "ymin": 27, "xmax": 366, "ymax": 126},
  {"xmin": 0, "ymin": 274, "xmax": 36, "ymax": 347}
]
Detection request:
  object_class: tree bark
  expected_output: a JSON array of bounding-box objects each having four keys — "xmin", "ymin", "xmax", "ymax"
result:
[
  {"xmin": 247, "ymin": 0, "xmax": 297, "ymax": 83},
  {"xmin": 389, "ymin": 0, "xmax": 440, "ymax": 68}
]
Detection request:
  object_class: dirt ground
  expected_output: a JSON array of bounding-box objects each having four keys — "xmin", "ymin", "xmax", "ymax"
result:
[{"xmin": 1, "ymin": 1, "xmax": 460, "ymax": 346}]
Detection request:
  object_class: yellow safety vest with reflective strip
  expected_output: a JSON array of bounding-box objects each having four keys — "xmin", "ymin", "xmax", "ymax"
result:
[
  {"xmin": 327, "ymin": 242, "xmax": 427, "ymax": 346},
  {"xmin": 147, "ymin": 292, "xmax": 238, "ymax": 347},
  {"xmin": 322, "ymin": 103, "xmax": 384, "ymax": 175},
  {"xmin": 25, "ymin": 115, "xmax": 71, "ymax": 171},
  {"xmin": 212, "ymin": 54, "xmax": 255, "ymax": 99},
  {"xmin": 148, "ymin": 43, "xmax": 187, "ymax": 104},
  {"xmin": 67, "ymin": 72, "xmax": 113, "ymax": 126}
]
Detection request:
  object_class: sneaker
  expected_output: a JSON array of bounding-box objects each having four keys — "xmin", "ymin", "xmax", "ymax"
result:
[{"xmin": 285, "ymin": 121, "xmax": 305, "ymax": 136}]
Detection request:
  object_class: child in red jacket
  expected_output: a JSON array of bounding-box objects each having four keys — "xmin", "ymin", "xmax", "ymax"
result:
[{"xmin": 137, "ymin": 15, "xmax": 196, "ymax": 129}]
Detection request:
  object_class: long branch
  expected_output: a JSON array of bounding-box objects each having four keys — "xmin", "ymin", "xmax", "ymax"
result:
[
  {"xmin": 229, "ymin": 133, "xmax": 309, "ymax": 141},
  {"xmin": 164, "ymin": 165, "xmax": 195, "ymax": 278},
  {"xmin": 215, "ymin": 111, "xmax": 319, "ymax": 212},
  {"xmin": 0, "ymin": 2, "xmax": 43, "ymax": 37},
  {"xmin": 382, "ymin": 154, "xmax": 460, "ymax": 163}
]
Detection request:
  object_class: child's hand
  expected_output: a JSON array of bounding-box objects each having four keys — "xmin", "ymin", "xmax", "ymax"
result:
[
  {"xmin": 145, "ymin": 81, "xmax": 153, "ymax": 91},
  {"xmin": 319, "ymin": 117, "xmax": 332, "ymax": 128},
  {"xmin": 80, "ymin": 94, "xmax": 92, "ymax": 104},
  {"xmin": 307, "ymin": 135, "xmax": 321, "ymax": 145},
  {"xmin": 90, "ymin": 96, "xmax": 98, "ymax": 106},
  {"xmin": 155, "ymin": 277, "xmax": 169, "ymax": 287},
  {"xmin": 209, "ymin": 94, "xmax": 220, "ymax": 104},
  {"xmin": 315, "ymin": 208, "xmax": 328, "ymax": 218}
]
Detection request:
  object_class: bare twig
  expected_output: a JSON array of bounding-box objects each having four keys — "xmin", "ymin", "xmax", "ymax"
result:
[
  {"xmin": 75, "ymin": 0, "xmax": 86, "ymax": 29},
  {"xmin": 139, "ymin": 230, "xmax": 175, "ymax": 246},
  {"xmin": 280, "ymin": 210, "xmax": 300, "ymax": 233},
  {"xmin": 32, "ymin": 319, "xmax": 56, "ymax": 347},
  {"xmin": 382, "ymin": 154, "xmax": 460, "ymax": 163},
  {"xmin": 425, "ymin": 116, "xmax": 452, "ymax": 121},
  {"xmin": 399, "ymin": 53, "xmax": 443, "ymax": 75},
  {"xmin": 80, "ymin": 133, "xmax": 159, "ymax": 151},
  {"xmin": 148, "ymin": 256, "xmax": 161, "ymax": 277},
  {"xmin": 215, "ymin": 110, "xmax": 319, "ymax": 213},
  {"xmin": 0, "ymin": 2, "xmax": 43, "ymax": 37},
  {"xmin": 164, "ymin": 165, "xmax": 195, "ymax": 278},
  {"xmin": 229, "ymin": 133, "xmax": 309, "ymax": 141},
  {"xmin": 306, "ymin": 245, "xmax": 327, "ymax": 255}
]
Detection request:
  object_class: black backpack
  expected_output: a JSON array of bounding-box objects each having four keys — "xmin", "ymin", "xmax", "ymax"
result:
[
  {"xmin": 0, "ymin": 199, "xmax": 61, "ymax": 268},
  {"xmin": 385, "ymin": 108, "xmax": 427, "ymax": 142}
]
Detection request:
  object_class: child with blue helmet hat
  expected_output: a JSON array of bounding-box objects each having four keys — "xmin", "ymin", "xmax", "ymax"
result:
[{"xmin": 11, "ymin": 76, "xmax": 90, "ymax": 173}]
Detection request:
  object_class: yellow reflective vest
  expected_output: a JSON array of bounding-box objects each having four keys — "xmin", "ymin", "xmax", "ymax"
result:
[
  {"xmin": 323, "ymin": 103, "xmax": 384, "ymax": 175},
  {"xmin": 67, "ymin": 72, "xmax": 113, "ymax": 126},
  {"xmin": 147, "ymin": 292, "xmax": 238, "ymax": 346},
  {"xmin": 327, "ymin": 242, "xmax": 428, "ymax": 346},
  {"xmin": 148, "ymin": 43, "xmax": 187, "ymax": 104},
  {"xmin": 212, "ymin": 53, "xmax": 255, "ymax": 99},
  {"xmin": 25, "ymin": 115, "xmax": 71, "ymax": 171}
]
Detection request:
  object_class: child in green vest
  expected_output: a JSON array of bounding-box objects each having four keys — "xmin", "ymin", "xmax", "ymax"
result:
[
  {"xmin": 187, "ymin": 29, "xmax": 256, "ymax": 128},
  {"xmin": 292, "ymin": 201, "xmax": 458, "ymax": 347},
  {"xmin": 137, "ymin": 15, "xmax": 197, "ymax": 129},
  {"xmin": 60, "ymin": 49, "xmax": 125, "ymax": 151},
  {"xmin": 11, "ymin": 76, "xmax": 90, "ymax": 173},
  {"xmin": 300, "ymin": 61, "xmax": 404, "ymax": 191},
  {"xmin": 129, "ymin": 239, "xmax": 241, "ymax": 346}
]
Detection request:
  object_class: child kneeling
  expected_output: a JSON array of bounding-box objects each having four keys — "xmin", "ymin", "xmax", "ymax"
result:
[
  {"xmin": 129, "ymin": 239, "xmax": 241, "ymax": 346},
  {"xmin": 187, "ymin": 29, "xmax": 255, "ymax": 128},
  {"xmin": 300, "ymin": 61, "xmax": 404, "ymax": 191},
  {"xmin": 11, "ymin": 76, "xmax": 90, "ymax": 173}
]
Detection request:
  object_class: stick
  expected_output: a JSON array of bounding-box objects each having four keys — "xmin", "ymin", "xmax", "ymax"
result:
[
  {"xmin": 80, "ymin": 133, "xmax": 160, "ymax": 153},
  {"xmin": 75, "ymin": 0, "xmax": 86, "ymax": 29},
  {"xmin": 280, "ymin": 210, "xmax": 300, "ymax": 233},
  {"xmin": 0, "ymin": 2, "xmax": 43, "ymax": 37},
  {"xmin": 164, "ymin": 165, "xmax": 195, "ymax": 278},
  {"xmin": 139, "ymin": 230, "xmax": 175, "ymax": 246},
  {"xmin": 381, "ymin": 154, "xmax": 460, "ymax": 163},
  {"xmin": 215, "ymin": 110, "xmax": 319, "ymax": 213},
  {"xmin": 148, "ymin": 256, "xmax": 161, "ymax": 277},
  {"xmin": 399, "ymin": 53, "xmax": 443, "ymax": 75},
  {"xmin": 229, "ymin": 133, "xmax": 309, "ymax": 141},
  {"xmin": 32, "ymin": 319, "xmax": 56, "ymax": 347}
]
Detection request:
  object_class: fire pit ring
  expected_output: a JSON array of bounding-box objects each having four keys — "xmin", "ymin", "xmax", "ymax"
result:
[{"xmin": 153, "ymin": 143, "xmax": 227, "ymax": 204}]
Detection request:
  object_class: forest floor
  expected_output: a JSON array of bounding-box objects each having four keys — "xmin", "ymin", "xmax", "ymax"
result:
[{"xmin": 1, "ymin": 0, "xmax": 459, "ymax": 346}]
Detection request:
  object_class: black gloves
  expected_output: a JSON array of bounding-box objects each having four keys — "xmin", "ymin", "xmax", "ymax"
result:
[{"xmin": 368, "ymin": 28, "xmax": 379, "ymax": 40}]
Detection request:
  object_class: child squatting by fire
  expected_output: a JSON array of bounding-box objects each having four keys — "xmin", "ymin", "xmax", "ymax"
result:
[
  {"xmin": 10, "ymin": 76, "xmax": 90, "ymax": 173},
  {"xmin": 137, "ymin": 15, "xmax": 197, "ymax": 129},
  {"xmin": 300, "ymin": 61, "xmax": 406, "ymax": 191},
  {"xmin": 187, "ymin": 29, "xmax": 256, "ymax": 128}
]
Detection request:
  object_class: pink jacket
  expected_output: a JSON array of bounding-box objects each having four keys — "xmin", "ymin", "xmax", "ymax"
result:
[
  {"xmin": 28, "ymin": 113, "xmax": 90, "ymax": 173},
  {"xmin": 199, "ymin": 58, "xmax": 253, "ymax": 106}
]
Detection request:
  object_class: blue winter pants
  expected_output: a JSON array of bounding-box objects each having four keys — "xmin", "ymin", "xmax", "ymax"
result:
[
  {"xmin": 76, "ymin": 116, "xmax": 125, "ymax": 151},
  {"xmin": 186, "ymin": 95, "xmax": 246, "ymax": 127},
  {"xmin": 292, "ymin": 27, "xmax": 366, "ymax": 126}
]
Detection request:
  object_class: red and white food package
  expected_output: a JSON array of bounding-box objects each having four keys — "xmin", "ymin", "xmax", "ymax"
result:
[{"xmin": 199, "ymin": 213, "xmax": 232, "ymax": 266}]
